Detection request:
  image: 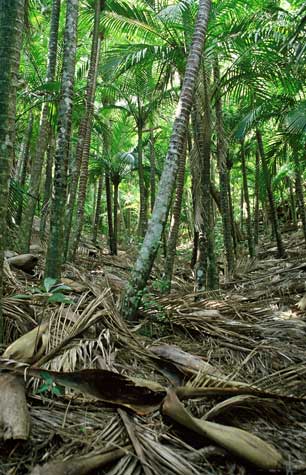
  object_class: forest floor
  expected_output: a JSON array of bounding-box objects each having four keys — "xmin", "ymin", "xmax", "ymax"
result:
[{"xmin": 2, "ymin": 229, "xmax": 306, "ymax": 474}]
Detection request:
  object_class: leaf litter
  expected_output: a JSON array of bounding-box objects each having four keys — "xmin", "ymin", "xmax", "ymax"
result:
[{"xmin": 2, "ymin": 231, "xmax": 306, "ymax": 474}]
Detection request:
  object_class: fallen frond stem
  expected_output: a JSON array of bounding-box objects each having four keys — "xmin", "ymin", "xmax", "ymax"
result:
[
  {"xmin": 162, "ymin": 390, "xmax": 283, "ymax": 470},
  {"xmin": 176, "ymin": 385, "xmax": 306, "ymax": 402},
  {"xmin": 30, "ymin": 445, "xmax": 132, "ymax": 475}
]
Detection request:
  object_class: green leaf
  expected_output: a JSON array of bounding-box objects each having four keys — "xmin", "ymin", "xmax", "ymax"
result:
[
  {"xmin": 43, "ymin": 277, "xmax": 57, "ymax": 292},
  {"xmin": 48, "ymin": 293, "xmax": 74, "ymax": 304},
  {"xmin": 52, "ymin": 284, "xmax": 72, "ymax": 292},
  {"xmin": 13, "ymin": 294, "xmax": 32, "ymax": 300},
  {"xmin": 36, "ymin": 383, "xmax": 49, "ymax": 394}
]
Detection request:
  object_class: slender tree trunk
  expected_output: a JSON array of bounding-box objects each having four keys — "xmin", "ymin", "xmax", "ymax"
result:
[
  {"xmin": 194, "ymin": 68, "xmax": 217, "ymax": 290},
  {"xmin": 92, "ymin": 181, "xmax": 97, "ymax": 228},
  {"xmin": 0, "ymin": 0, "xmax": 25, "ymax": 341},
  {"xmin": 16, "ymin": 113, "xmax": 34, "ymax": 225},
  {"xmin": 241, "ymin": 140, "xmax": 255, "ymax": 257},
  {"xmin": 191, "ymin": 231, "xmax": 199, "ymax": 269},
  {"xmin": 214, "ymin": 59, "xmax": 234, "ymax": 272},
  {"xmin": 254, "ymin": 149, "xmax": 260, "ymax": 245},
  {"xmin": 240, "ymin": 186, "xmax": 244, "ymax": 231},
  {"xmin": 256, "ymin": 129, "xmax": 285, "ymax": 258},
  {"xmin": 68, "ymin": 0, "xmax": 102, "ymax": 260},
  {"xmin": 92, "ymin": 173, "xmax": 103, "ymax": 243},
  {"xmin": 226, "ymin": 164, "xmax": 237, "ymax": 254},
  {"xmin": 121, "ymin": 0, "xmax": 212, "ymax": 320},
  {"xmin": 292, "ymin": 145, "xmax": 306, "ymax": 243},
  {"xmin": 112, "ymin": 175, "xmax": 120, "ymax": 253},
  {"xmin": 19, "ymin": 0, "xmax": 60, "ymax": 252},
  {"xmin": 137, "ymin": 115, "xmax": 148, "ymax": 237},
  {"xmin": 40, "ymin": 137, "xmax": 54, "ymax": 241},
  {"xmin": 105, "ymin": 172, "xmax": 116, "ymax": 255},
  {"xmin": 288, "ymin": 178, "xmax": 297, "ymax": 227},
  {"xmin": 45, "ymin": 0, "xmax": 79, "ymax": 279},
  {"xmin": 190, "ymin": 133, "xmax": 199, "ymax": 269},
  {"xmin": 163, "ymin": 136, "xmax": 188, "ymax": 290},
  {"xmin": 16, "ymin": 113, "xmax": 33, "ymax": 183},
  {"xmin": 149, "ymin": 129, "xmax": 156, "ymax": 212}
]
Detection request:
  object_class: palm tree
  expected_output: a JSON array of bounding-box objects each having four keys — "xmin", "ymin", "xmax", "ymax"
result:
[
  {"xmin": 163, "ymin": 132, "xmax": 188, "ymax": 290},
  {"xmin": 121, "ymin": 0, "xmax": 212, "ymax": 320},
  {"xmin": 45, "ymin": 0, "xmax": 79, "ymax": 279},
  {"xmin": 19, "ymin": 0, "xmax": 61, "ymax": 252},
  {"xmin": 192, "ymin": 68, "xmax": 218, "ymax": 290},
  {"xmin": 67, "ymin": 0, "xmax": 103, "ymax": 261},
  {"xmin": 100, "ymin": 116, "xmax": 136, "ymax": 254},
  {"xmin": 254, "ymin": 149, "xmax": 260, "ymax": 245},
  {"xmin": 256, "ymin": 129, "xmax": 286, "ymax": 258},
  {"xmin": 15, "ymin": 112, "xmax": 34, "ymax": 225},
  {"xmin": 240, "ymin": 139, "xmax": 255, "ymax": 257},
  {"xmin": 213, "ymin": 59, "xmax": 235, "ymax": 272},
  {"xmin": 92, "ymin": 173, "xmax": 104, "ymax": 244},
  {"xmin": 0, "ymin": 0, "xmax": 25, "ymax": 341}
]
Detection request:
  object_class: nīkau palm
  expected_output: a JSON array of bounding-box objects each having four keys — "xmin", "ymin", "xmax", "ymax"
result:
[
  {"xmin": 19, "ymin": 0, "xmax": 61, "ymax": 252},
  {"xmin": 67, "ymin": 0, "xmax": 103, "ymax": 261},
  {"xmin": 121, "ymin": 0, "xmax": 212, "ymax": 320},
  {"xmin": 45, "ymin": 0, "xmax": 79, "ymax": 279},
  {"xmin": 0, "ymin": 0, "xmax": 25, "ymax": 341}
]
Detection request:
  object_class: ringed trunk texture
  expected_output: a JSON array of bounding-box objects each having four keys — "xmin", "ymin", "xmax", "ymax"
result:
[
  {"xmin": 92, "ymin": 174, "xmax": 103, "ymax": 243},
  {"xmin": 113, "ymin": 175, "xmax": 120, "ymax": 253},
  {"xmin": 137, "ymin": 116, "xmax": 148, "ymax": 237},
  {"xmin": 241, "ymin": 140, "xmax": 255, "ymax": 258},
  {"xmin": 45, "ymin": 0, "xmax": 79, "ymax": 279},
  {"xmin": 0, "ymin": 0, "xmax": 25, "ymax": 342},
  {"xmin": 105, "ymin": 173, "xmax": 116, "ymax": 255},
  {"xmin": 68, "ymin": 0, "xmax": 102, "ymax": 260},
  {"xmin": 149, "ymin": 129, "xmax": 156, "ymax": 212},
  {"xmin": 289, "ymin": 178, "xmax": 297, "ymax": 227},
  {"xmin": 40, "ymin": 136, "xmax": 54, "ymax": 240},
  {"xmin": 292, "ymin": 145, "xmax": 306, "ymax": 244},
  {"xmin": 256, "ymin": 129, "xmax": 285, "ymax": 258},
  {"xmin": 163, "ymin": 136, "xmax": 188, "ymax": 290},
  {"xmin": 192, "ymin": 67, "xmax": 217, "ymax": 291},
  {"xmin": 214, "ymin": 60, "xmax": 234, "ymax": 272},
  {"xmin": 254, "ymin": 149, "xmax": 260, "ymax": 245},
  {"xmin": 19, "ymin": 0, "xmax": 61, "ymax": 252},
  {"xmin": 16, "ymin": 113, "xmax": 34, "ymax": 225},
  {"xmin": 121, "ymin": 0, "xmax": 212, "ymax": 320}
]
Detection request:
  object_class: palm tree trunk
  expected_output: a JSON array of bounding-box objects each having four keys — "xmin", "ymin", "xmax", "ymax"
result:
[
  {"xmin": 256, "ymin": 129, "xmax": 286, "ymax": 258},
  {"xmin": 292, "ymin": 144, "xmax": 306, "ymax": 244},
  {"xmin": 16, "ymin": 112, "xmax": 33, "ymax": 183},
  {"xmin": 40, "ymin": 137, "xmax": 54, "ymax": 241},
  {"xmin": 16, "ymin": 113, "xmax": 34, "ymax": 225},
  {"xmin": 92, "ymin": 173, "xmax": 103, "ymax": 244},
  {"xmin": 149, "ymin": 128, "xmax": 156, "ymax": 212},
  {"xmin": 214, "ymin": 59, "xmax": 234, "ymax": 272},
  {"xmin": 68, "ymin": 0, "xmax": 102, "ymax": 260},
  {"xmin": 121, "ymin": 0, "xmax": 212, "ymax": 320},
  {"xmin": 288, "ymin": 178, "xmax": 297, "ymax": 227},
  {"xmin": 240, "ymin": 186, "xmax": 244, "ymax": 231},
  {"xmin": 105, "ymin": 172, "xmax": 116, "ymax": 255},
  {"xmin": 254, "ymin": 149, "xmax": 260, "ymax": 245},
  {"xmin": 0, "ymin": 0, "xmax": 25, "ymax": 341},
  {"xmin": 226, "ymin": 161, "xmax": 237, "ymax": 254},
  {"xmin": 45, "ymin": 0, "xmax": 79, "ymax": 279},
  {"xmin": 112, "ymin": 175, "xmax": 120, "ymax": 253},
  {"xmin": 241, "ymin": 140, "xmax": 255, "ymax": 257},
  {"xmin": 137, "ymin": 115, "xmax": 148, "ymax": 237},
  {"xmin": 163, "ymin": 137, "xmax": 188, "ymax": 290},
  {"xmin": 19, "ymin": 0, "xmax": 60, "ymax": 252},
  {"xmin": 194, "ymin": 68, "xmax": 217, "ymax": 291}
]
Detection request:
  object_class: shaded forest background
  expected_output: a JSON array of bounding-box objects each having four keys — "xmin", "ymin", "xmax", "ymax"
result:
[{"xmin": 0, "ymin": 0, "xmax": 306, "ymax": 474}]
